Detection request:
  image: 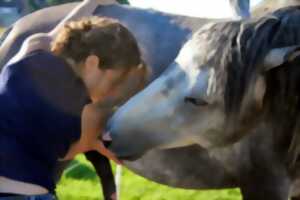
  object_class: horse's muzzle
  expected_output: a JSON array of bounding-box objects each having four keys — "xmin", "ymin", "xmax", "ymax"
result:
[{"xmin": 102, "ymin": 132, "xmax": 113, "ymax": 148}]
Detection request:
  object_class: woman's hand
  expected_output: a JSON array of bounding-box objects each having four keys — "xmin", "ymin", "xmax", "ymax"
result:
[
  {"xmin": 65, "ymin": 102, "xmax": 122, "ymax": 164},
  {"xmin": 93, "ymin": 139, "xmax": 123, "ymax": 165},
  {"xmin": 84, "ymin": 102, "xmax": 122, "ymax": 164}
]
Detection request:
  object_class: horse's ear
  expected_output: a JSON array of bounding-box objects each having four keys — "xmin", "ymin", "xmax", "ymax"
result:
[
  {"xmin": 263, "ymin": 45, "xmax": 300, "ymax": 71},
  {"xmin": 254, "ymin": 45, "xmax": 300, "ymax": 109}
]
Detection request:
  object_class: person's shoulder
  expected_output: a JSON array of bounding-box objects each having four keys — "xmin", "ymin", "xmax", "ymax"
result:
[
  {"xmin": 12, "ymin": 49, "xmax": 76, "ymax": 84},
  {"xmin": 0, "ymin": 49, "xmax": 79, "ymax": 95},
  {"xmin": 23, "ymin": 49, "xmax": 67, "ymax": 71},
  {"xmin": 3, "ymin": 49, "xmax": 64, "ymax": 75}
]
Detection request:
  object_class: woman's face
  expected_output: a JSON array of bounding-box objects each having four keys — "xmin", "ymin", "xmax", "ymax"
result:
[
  {"xmin": 105, "ymin": 65, "xmax": 149, "ymax": 105},
  {"xmin": 83, "ymin": 55, "xmax": 148, "ymax": 104}
]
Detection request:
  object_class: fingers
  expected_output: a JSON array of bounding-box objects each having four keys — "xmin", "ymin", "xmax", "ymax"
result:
[{"xmin": 95, "ymin": 141, "xmax": 123, "ymax": 165}]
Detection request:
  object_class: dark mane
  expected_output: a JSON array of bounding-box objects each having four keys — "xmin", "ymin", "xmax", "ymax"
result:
[
  {"xmin": 194, "ymin": 6, "xmax": 300, "ymax": 160},
  {"xmin": 200, "ymin": 6, "xmax": 300, "ymax": 115}
]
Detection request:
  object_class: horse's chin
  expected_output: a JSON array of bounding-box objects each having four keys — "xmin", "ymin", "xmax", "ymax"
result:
[
  {"xmin": 118, "ymin": 153, "xmax": 144, "ymax": 161},
  {"xmin": 157, "ymin": 137, "xmax": 196, "ymax": 150}
]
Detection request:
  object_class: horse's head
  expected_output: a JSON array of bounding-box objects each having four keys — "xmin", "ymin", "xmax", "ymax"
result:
[
  {"xmin": 105, "ymin": 7, "xmax": 300, "ymax": 160},
  {"xmin": 105, "ymin": 23, "xmax": 233, "ymax": 160}
]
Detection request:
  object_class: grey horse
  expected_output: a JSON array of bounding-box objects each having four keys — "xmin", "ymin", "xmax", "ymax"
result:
[
  {"xmin": 107, "ymin": 5, "xmax": 300, "ymax": 200},
  {"xmin": 1, "ymin": 1, "xmax": 300, "ymax": 200}
]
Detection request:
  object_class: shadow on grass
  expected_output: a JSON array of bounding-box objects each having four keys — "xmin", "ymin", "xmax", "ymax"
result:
[{"xmin": 64, "ymin": 160, "xmax": 98, "ymax": 181}]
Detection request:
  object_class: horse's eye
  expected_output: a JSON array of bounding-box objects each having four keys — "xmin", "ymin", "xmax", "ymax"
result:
[{"xmin": 184, "ymin": 97, "xmax": 209, "ymax": 106}]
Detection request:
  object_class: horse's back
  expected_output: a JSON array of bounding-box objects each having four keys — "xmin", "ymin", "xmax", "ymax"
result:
[
  {"xmin": 0, "ymin": 3, "xmax": 205, "ymax": 77},
  {"xmin": 0, "ymin": 3, "xmax": 78, "ymax": 69}
]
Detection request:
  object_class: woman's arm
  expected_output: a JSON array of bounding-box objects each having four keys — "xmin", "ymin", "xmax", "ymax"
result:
[
  {"xmin": 9, "ymin": 0, "xmax": 114, "ymax": 63},
  {"xmin": 63, "ymin": 102, "xmax": 122, "ymax": 164}
]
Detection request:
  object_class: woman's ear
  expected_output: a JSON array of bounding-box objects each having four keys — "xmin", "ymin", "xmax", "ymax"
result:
[{"xmin": 84, "ymin": 55, "xmax": 100, "ymax": 71}]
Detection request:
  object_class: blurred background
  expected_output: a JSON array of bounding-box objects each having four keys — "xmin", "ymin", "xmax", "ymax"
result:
[
  {"xmin": 0, "ymin": 0, "xmax": 263, "ymax": 26},
  {"xmin": 0, "ymin": 0, "xmax": 263, "ymax": 199},
  {"xmin": 0, "ymin": 0, "xmax": 129, "ymax": 26}
]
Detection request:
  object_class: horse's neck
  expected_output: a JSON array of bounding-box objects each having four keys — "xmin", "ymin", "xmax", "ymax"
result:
[
  {"xmin": 96, "ymin": 5, "xmax": 211, "ymax": 80},
  {"xmin": 0, "ymin": 3, "xmax": 212, "ymax": 79}
]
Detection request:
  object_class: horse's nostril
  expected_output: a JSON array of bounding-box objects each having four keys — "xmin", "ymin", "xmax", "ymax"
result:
[
  {"xmin": 102, "ymin": 132, "xmax": 113, "ymax": 148},
  {"xmin": 103, "ymin": 132, "xmax": 112, "ymax": 141}
]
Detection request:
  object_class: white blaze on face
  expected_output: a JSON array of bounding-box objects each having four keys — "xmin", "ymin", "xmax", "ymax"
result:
[
  {"xmin": 175, "ymin": 39, "xmax": 202, "ymax": 91},
  {"xmin": 175, "ymin": 35, "xmax": 218, "ymax": 100}
]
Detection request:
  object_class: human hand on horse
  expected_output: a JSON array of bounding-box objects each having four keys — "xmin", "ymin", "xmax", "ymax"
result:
[{"xmin": 62, "ymin": 101, "xmax": 123, "ymax": 165}]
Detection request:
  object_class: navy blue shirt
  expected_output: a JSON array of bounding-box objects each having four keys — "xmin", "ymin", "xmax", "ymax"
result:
[{"xmin": 0, "ymin": 50, "xmax": 90, "ymax": 192}]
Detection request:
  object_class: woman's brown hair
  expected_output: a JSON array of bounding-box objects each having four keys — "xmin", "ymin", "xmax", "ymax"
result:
[{"xmin": 51, "ymin": 17, "xmax": 142, "ymax": 69}]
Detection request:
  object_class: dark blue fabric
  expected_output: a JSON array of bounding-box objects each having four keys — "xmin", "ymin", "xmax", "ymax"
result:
[
  {"xmin": 0, "ymin": 193, "xmax": 56, "ymax": 200},
  {"xmin": 0, "ymin": 50, "xmax": 90, "ymax": 192}
]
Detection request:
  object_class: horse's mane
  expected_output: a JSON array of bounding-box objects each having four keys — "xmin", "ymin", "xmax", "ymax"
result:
[
  {"xmin": 196, "ymin": 6, "xmax": 300, "ymax": 115},
  {"xmin": 193, "ymin": 6, "xmax": 300, "ymax": 162}
]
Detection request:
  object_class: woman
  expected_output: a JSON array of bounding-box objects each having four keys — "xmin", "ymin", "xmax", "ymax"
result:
[{"xmin": 0, "ymin": 0, "xmax": 148, "ymax": 199}]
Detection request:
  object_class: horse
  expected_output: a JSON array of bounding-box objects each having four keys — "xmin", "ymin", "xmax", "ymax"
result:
[
  {"xmin": 1, "ymin": 1, "xmax": 300, "ymax": 200},
  {"xmin": 106, "ymin": 6, "xmax": 300, "ymax": 200}
]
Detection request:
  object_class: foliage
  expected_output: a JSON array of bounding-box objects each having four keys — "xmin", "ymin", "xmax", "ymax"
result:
[
  {"xmin": 56, "ymin": 155, "xmax": 242, "ymax": 200},
  {"xmin": 117, "ymin": 0, "xmax": 129, "ymax": 4}
]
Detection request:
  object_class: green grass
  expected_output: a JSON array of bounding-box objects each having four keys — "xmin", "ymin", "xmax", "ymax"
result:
[{"xmin": 56, "ymin": 155, "xmax": 241, "ymax": 200}]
